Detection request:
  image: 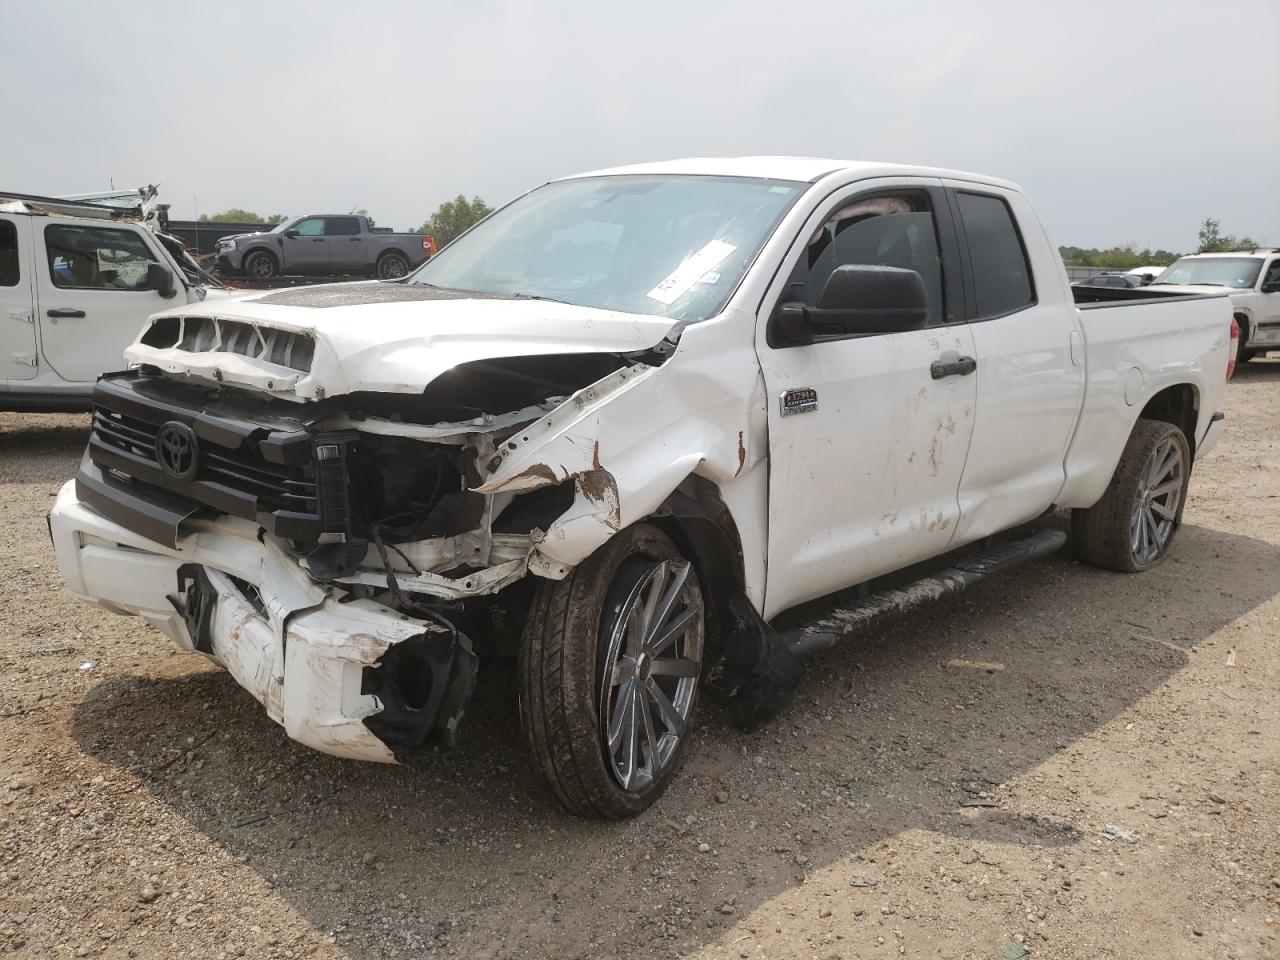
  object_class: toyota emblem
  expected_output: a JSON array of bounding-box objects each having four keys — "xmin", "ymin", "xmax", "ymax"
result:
[{"xmin": 156, "ymin": 421, "xmax": 199, "ymax": 480}]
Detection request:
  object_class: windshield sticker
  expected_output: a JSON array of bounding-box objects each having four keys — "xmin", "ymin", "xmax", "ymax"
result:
[{"xmin": 647, "ymin": 240, "xmax": 736, "ymax": 305}]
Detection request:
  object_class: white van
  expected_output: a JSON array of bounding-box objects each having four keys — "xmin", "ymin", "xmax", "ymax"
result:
[{"xmin": 0, "ymin": 193, "xmax": 223, "ymax": 412}]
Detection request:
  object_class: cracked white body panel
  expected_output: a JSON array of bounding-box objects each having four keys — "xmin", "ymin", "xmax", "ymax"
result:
[
  {"xmin": 50, "ymin": 474, "xmax": 437, "ymax": 763},
  {"xmin": 473, "ymin": 313, "xmax": 769, "ymax": 596}
]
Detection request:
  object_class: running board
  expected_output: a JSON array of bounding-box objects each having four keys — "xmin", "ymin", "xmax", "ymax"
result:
[{"xmin": 781, "ymin": 528, "xmax": 1067, "ymax": 657}]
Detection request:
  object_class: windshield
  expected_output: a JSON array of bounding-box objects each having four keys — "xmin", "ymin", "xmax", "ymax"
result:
[
  {"xmin": 269, "ymin": 219, "xmax": 295, "ymax": 234},
  {"xmin": 405, "ymin": 175, "xmax": 804, "ymax": 322},
  {"xmin": 1152, "ymin": 256, "xmax": 1263, "ymax": 289}
]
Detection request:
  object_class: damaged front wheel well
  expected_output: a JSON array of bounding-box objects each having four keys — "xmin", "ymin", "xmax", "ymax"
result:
[{"xmin": 646, "ymin": 475, "xmax": 746, "ymax": 659}]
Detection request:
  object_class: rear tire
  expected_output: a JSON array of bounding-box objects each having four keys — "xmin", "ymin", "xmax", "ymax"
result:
[
  {"xmin": 519, "ymin": 523, "xmax": 705, "ymax": 819},
  {"xmin": 376, "ymin": 252, "xmax": 409, "ymax": 279},
  {"xmin": 242, "ymin": 250, "xmax": 278, "ymax": 280},
  {"xmin": 1072, "ymin": 418, "xmax": 1190, "ymax": 572}
]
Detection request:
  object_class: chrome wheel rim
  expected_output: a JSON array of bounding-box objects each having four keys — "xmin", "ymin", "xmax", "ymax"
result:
[
  {"xmin": 1130, "ymin": 436, "xmax": 1184, "ymax": 565},
  {"xmin": 598, "ymin": 559, "xmax": 703, "ymax": 793}
]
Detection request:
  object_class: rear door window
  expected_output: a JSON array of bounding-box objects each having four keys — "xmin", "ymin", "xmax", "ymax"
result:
[
  {"xmin": 0, "ymin": 219, "xmax": 18, "ymax": 286},
  {"xmin": 955, "ymin": 192, "xmax": 1035, "ymax": 319},
  {"xmin": 44, "ymin": 224, "xmax": 159, "ymax": 291},
  {"xmin": 325, "ymin": 217, "xmax": 361, "ymax": 236}
]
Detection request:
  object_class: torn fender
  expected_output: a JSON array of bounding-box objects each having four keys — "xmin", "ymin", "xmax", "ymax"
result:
[{"xmin": 475, "ymin": 358, "xmax": 753, "ymax": 575}]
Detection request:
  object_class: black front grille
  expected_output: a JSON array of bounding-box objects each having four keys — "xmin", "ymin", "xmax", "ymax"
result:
[
  {"xmin": 91, "ymin": 407, "xmax": 316, "ymax": 517},
  {"xmin": 83, "ymin": 373, "xmax": 348, "ymax": 544}
]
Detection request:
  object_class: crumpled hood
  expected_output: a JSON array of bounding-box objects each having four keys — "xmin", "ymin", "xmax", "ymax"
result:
[
  {"xmin": 221, "ymin": 231, "xmax": 269, "ymax": 244},
  {"xmin": 125, "ymin": 281, "xmax": 677, "ymax": 400}
]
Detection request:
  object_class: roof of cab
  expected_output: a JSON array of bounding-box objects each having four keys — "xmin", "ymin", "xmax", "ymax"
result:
[{"xmin": 559, "ymin": 156, "xmax": 1022, "ymax": 191}]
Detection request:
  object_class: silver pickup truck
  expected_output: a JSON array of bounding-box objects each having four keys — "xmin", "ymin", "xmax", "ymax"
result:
[{"xmin": 215, "ymin": 215, "xmax": 431, "ymax": 281}]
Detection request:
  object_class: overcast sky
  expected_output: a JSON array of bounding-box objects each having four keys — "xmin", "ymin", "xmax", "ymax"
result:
[{"xmin": 2, "ymin": 0, "xmax": 1276, "ymax": 252}]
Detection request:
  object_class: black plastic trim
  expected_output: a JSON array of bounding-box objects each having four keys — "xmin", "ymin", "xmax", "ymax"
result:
[
  {"xmin": 1074, "ymin": 290, "xmax": 1226, "ymax": 310},
  {"xmin": 0, "ymin": 392, "xmax": 92, "ymax": 413},
  {"xmin": 87, "ymin": 372, "xmax": 328, "ymax": 541},
  {"xmin": 76, "ymin": 470, "xmax": 202, "ymax": 549},
  {"xmin": 781, "ymin": 528, "xmax": 1067, "ymax": 655}
]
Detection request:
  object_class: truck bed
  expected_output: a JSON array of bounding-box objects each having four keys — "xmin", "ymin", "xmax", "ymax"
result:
[
  {"xmin": 1071, "ymin": 285, "xmax": 1222, "ymax": 307},
  {"xmin": 1057, "ymin": 287, "xmax": 1232, "ymax": 509}
]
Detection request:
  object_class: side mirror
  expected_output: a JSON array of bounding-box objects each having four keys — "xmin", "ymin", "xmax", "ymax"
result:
[
  {"xmin": 775, "ymin": 264, "xmax": 929, "ymax": 344},
  {"xmin": 146, "ymin": 262, "xmax": 177, "ymax": 299},
  {"xmin": 283, "ymin": 229, "xmax": 300, "ymax": 239},
  {"xmin": 1262, "ymin": 280, "xmax": 1280, "ymax": 294}
]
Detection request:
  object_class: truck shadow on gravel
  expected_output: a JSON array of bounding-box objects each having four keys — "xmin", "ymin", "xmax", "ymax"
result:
[
  {"xmin": 0, "ymin": 416, "xmax": 89, "ymax": 483},
  {"xmin": 1233, "ymin": 356, "xmax": 1280, "ymax": 380},
  {"xmin": 69, "ymin": 520, "xmax": 1280, "ymax": 958}
]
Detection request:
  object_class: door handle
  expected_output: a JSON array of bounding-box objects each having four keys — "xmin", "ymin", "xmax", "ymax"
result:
[
  {"xmin": 930, "ymin": 353, "xmax": 977, "ymax": 379},
  {"xmin": 348, "ymin": 237, "xmax": 362, "ymax": 242},
  {"xmin": 312, "ymin": 238, "xmax": 325, "ymax": 242},
  {"xmin": 46, "ymin": 308, "xmax": 86, "ymax": 319}
]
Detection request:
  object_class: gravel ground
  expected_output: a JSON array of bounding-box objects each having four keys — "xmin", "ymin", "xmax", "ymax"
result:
[{"xmin": 1, "ymin": 361, "xmax": 1277, "ymax": 960}]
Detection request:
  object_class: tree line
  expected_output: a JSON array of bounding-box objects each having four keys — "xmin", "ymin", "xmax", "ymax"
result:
[{"xmin": 1061, "ymin": 217, "xmax": 1263, "ymax": 269}]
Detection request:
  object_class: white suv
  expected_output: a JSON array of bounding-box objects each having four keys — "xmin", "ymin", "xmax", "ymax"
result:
[{"xmin": 1152, "ymin": 250, "xmax": 1280, "ymax": 361}]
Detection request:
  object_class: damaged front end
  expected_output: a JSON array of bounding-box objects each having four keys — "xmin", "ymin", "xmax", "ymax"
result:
[{"xmin": 67, "ymin": 346, "xmax": 664, "ymax": 760}]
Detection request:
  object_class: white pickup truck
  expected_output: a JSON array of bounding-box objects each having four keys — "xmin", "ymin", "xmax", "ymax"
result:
[
  {"xmin": 1, "ymin": 193, "xmax": 223, "ymax": 412},
  {"xmin": 49, "ymin": 158, "xmax": 1234, "ymax": 818}
]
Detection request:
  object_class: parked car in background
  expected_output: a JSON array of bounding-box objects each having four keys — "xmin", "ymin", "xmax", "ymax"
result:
[
  {"xmin": 1150, "ymin": 250, "xmax": 1280, "ymax": 361},
  {"xmin": 214, "ymin": 215, "xmax": 431, "ymax": 280},
  {"xmin": 50, "ymin": 157, "xmax": 1233, "ymax": 818},
  {"xmin": 1126, "ymin": 265, "xmax": 1166, "ymax": 285},
  {"xmin": 1072, "ymin": 272, "xmax": 1143, "ymax": 288},
  {"xmin": 0, "ymin": 193, "xmax": 225, "ymax": 412}
]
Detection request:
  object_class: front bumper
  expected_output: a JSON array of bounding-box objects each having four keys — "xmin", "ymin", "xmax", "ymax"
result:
[
  {"xmin": 215, "ymin": 249, "xmax": 242, "ymax": 272},
  {"xmin": 1248, "ymin": 321, "xmax": 1280, "ymax": 352},
  {"xmin": 50, "ymin": 478, "xmax": 473, "ymax": 763}
]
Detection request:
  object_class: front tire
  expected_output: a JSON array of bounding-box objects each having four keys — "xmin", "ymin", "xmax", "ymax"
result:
[
  {"xmin": 519, "ymin": 523, "xmax": 705, "ymax": 819},
  {"xmin": 1072, "ymin": 418, "xmax": 1191, "ymax": 572},
  {"xmin": 1235, "ymin": 318, "xmax": 1252, "ymax": 364},
  {"xmin": 242, "ymin": 250, "xmax": 278, "ymax": 280}
]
